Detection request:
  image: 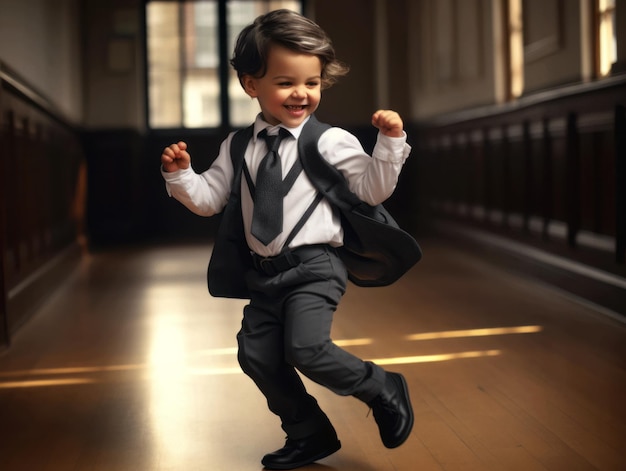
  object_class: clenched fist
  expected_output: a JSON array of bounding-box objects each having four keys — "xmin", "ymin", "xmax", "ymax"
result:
[
  {"xmin": 371, "ymin": 110, "xmax": 404, "ymax": 138},
  {"xmin": 161, "ymin": 141, "xmax": 191, "ymax": 173}
]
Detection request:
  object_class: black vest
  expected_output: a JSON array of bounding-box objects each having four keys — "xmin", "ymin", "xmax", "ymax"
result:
[{"xmin": 207, "ymin": 115, "xmax": 422, "ymax": 299}]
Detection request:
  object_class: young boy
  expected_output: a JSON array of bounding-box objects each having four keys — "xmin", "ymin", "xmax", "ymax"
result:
[{"xmin": 161, "ymin": 9, "xmax": 415, "ymax": 470}]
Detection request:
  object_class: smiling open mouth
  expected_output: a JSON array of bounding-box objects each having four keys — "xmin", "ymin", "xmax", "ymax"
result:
[{"xmin": 285, "ymin": 105, "xmax": 307, "ymax": 111}]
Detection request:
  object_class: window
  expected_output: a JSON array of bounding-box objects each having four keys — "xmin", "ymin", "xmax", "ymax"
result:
[
  {"xmin": 146, "ymin": 0, "xmax": 302, "ymax": 129},
  {"xmin": 596, "ymin": 0, "xmax": 617, "ymax": 77},
  {"xmin": 507, "ymin": 0, "xmax": 524, "ymax": 99}
]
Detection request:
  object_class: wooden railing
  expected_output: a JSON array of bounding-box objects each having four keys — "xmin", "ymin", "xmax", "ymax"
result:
[
  {"xmin": 0, "ymin": 61, "xmax": 85, "ymax": 347},
  {"xmin": 413, "ymin": 75, "xmax": 626, "ymax": 267}
]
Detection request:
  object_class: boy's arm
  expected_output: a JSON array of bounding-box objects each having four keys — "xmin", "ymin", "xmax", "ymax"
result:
[
  {"xmin": 319, "ymin": 110, "xmax": 411, "ymax": 206},
  {"xmin": 161, "ymin": 135, "xmax": 235, "ymax": 216}
]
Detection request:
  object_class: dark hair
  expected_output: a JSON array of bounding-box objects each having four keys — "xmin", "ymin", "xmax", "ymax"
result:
[{"xmin": 230, "ymin": 9, "xmax": 349, "ymax": 89}]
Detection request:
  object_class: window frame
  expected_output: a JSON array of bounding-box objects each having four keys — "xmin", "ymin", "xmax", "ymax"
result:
[
  {"xmin": 143, "ymin": 0, "xmax": 306, "ymax": 132},
  {"xmin": 594, "ymin": 0, "xmax": 617, "ymax": 78}
]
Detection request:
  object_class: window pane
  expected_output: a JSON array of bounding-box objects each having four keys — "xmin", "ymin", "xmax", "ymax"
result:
[
  {"xmin": 183, "ymin": 2, "xmax": 220, "ymax": 127},
  {"xmin": 147, "ymin": 0, "xmax": 302, "ymax": 129},
  {"xmin": 598, "ymin": 0, "xmax": 617, "ymax": 77},
  {"xmin": 147, "ymin": 3, "xmax": 183, "ymax": 128},
  {"xmin": 227, "ymin": 1, "xmax": 302, "ymax": 127},
  {"xmin": 147, "ymin": 1, "xmax": 220, "ymax": 128}
]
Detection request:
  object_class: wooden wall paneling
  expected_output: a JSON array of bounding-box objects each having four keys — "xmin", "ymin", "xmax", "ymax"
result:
[
  {"xmin": 0, "ymin": 64, "xmax": 85, "ymax": 340},
  {"xmin": 453, "ymin": 133, "xmax": 466, "ymax": 215},
  {"xmin": 548, "ymin": 118, "xmax": 568, "ymax": 233},
  {"xmin": 469, "ymin": 129, "xmax": 484, "ymax": 219},
  {"xmin": 53, "ymin": 128, "xmax": 75, "ymax": 248},
  {"xmin": 4, "ymin": 109, "xmax": 18, "ymax": 285},
  {"xmin": 32, "ymin": 122, "xmax": 43, "ymax": 257},
  {"xmin": 48, "ymin": 129, "xmax": 61, "ymax": 246},
  {"xmin": 35, "ymin": 121, "xmax": 50, "ymax": 257},
  {"xmin": 21, "ymin": 116, "xmax": 36, "ymax": 273},
  {"xmin": 504, "ymin": 122, "xmax": 527, "ymax": 229},
  {"xmin": 596, "ymin": 130, "xmax": 616, "ymax": 236},
  {"xmin": 415, "ymin": 77, "xmax": 624, "ymax": 268},
  {"xmin": 57, "ymin": 129, "xmax": 75, "ymax": 246},
  {"xmin": 589, "ymin": 130, "xmax": 604, "ymax": 235},
  {"xmin": 522, "ymin": 119, "xmax": 534, "ymax": 233},
  {"xmin": 565, "ymin": 112, "xmax": 581, "ymax": 247},
  {"xmin": 458, "ymin": 132, "xmax": 472, "ymax": 218},
  {"xmin": 446, "ymin": 134, "xmax": 456, "ymax": 213},
  {"xmin": 436, "ymin": 133, "xmax": 448, "ymax": 215},
  {"xmin": 0, "ymin": 83, "xmax": 8, "ymax": 348},
  {"xmin": 456, "ymin": 0, "xmax": 483, "ymax": 81},
  {"xmin": 488, "ymin": 126, "xmax": 506, "ymax": 225},
  {"xmin": 616, "ymin": 104, "xmax": 626, "ymax": 263},
  {"xmin": 577, "ymin": 127, "xmax": 595, "ymax": 234},
  {"xmin": 532, "ymin": 118, "xmax": 545, "ymax": 230},
  {"xmin": 540, "ymin": 117, "xmax": 554, "ymax": 239},
  {"xmin": 23, "ymin": 116, "xmax": 37, "ymax": 266},
  {"xmin": 40, "ymin": 124, "xmax": 54, "ymax": 252},
  {"xmin": 428, "ymin": 134, "xmax": 441, "ymax": 212},
  {"xmin": 439, "ymin": 134, "xmax": 452, "ymax": 212},
  {"xmin": 576, "ymin": 110, "xmax": 616, "ymax": 237},
  {"xmin": 501, "ymin": 123, "xmax": 512, "ymax": 228},
  {"xmin": 482, "ymin": 127, "xmax": 492, "ymax": 223},
  {"xmin": 432, "ymin": 133, "xmax": 442, "ymax": 212},
  {"xmin": 419, "ymin": 138, "xmax": 434, "ymax": 218},
  {"xmin": 433, "ymin": 135, "xmax": 446, "ymax": 216},
  {"xmin": 522, "ymin": 0, "xmax": 562, "ymax": 62},
  {"xmin": 592, "ymin": 130, "xmax": 607, "ymax": 235},
  {"xmin": 15, "ymin": 114, "xmax": 29, "ymax": 275}
]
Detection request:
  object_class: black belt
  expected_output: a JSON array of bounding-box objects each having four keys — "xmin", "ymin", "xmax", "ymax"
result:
[{"xmin": 251, "ymin": 245, "xmax": 331, "ymax": 276}]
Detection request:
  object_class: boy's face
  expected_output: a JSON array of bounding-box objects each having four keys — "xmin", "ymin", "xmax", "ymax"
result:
[{"xmin": 242, "ymin": 44, "xmax": 322, "ymax": 128}]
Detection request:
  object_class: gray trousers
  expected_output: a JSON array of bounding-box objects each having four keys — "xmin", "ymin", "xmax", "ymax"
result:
[{"xmin": 236, "ymin": 245, "xmax": 386, "ymax": 440}]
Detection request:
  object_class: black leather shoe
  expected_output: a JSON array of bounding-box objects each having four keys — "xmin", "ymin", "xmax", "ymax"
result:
[
  {"xmin": 368, "ymin": 372, "xmax": 414, "ymax": 448},
  {"xmin": 261, "ymin": 430, "xmax": 341, "ymax": 470}
]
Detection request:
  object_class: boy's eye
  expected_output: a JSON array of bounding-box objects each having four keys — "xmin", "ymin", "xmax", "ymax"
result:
[
  {"xmin": 307, "ymin": 81, "xmax": 320, "ymax": 87},
  {"xmin": 278, "ymin": 82, "xmax": 292, "ymax": 87}
]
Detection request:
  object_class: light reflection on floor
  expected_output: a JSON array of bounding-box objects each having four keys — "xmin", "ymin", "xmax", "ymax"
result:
[{"xmin": 0, "ymin": 325, "xmax": 543, "ymax": 389}]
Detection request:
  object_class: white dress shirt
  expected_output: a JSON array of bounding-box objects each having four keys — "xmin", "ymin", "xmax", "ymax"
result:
[{"xmin": 162, "ymin": 115, "xmax": 411, "ymax": 257}]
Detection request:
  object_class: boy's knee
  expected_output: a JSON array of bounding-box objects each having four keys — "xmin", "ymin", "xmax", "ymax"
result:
[{"xmin": 285, "ymin": 341, "xmax": 331, "ymax": 371}]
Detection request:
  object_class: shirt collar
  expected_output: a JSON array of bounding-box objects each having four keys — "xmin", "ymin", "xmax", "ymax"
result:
[{"xmin": 252, "ymin": 114, "xmax": 310, "ymax": 142}]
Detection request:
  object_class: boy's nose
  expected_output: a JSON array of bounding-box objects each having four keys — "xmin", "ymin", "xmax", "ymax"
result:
[{"xmin": 291, "ymin": 86, "xmax": 306, "ymax": 98}]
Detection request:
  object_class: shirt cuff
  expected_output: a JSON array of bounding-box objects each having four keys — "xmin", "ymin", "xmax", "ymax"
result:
[
  {"xmin": 372, "ymin": 131, "xmax": 411, "ymax": 163},
  {"xmin": 162, "ymin": 165, "xmax": 193, "ymax": 181},
  {"xmin": 161, "ymin": 166, "xmax": 195, "ymax": 196}
]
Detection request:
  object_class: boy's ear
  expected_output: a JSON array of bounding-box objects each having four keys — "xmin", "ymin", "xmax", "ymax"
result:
[{"xmin": 241, "ymin": 75, "xmax": 258, "ymax": 98}]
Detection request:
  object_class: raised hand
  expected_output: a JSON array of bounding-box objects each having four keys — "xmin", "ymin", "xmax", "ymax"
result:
[
  {"xmin": 161, "ymin": 141, "xmax": 191, "ymax": 172},
  {"xmin": 371, "ymin": 110, "xmax": 404, "ymax": 138}
]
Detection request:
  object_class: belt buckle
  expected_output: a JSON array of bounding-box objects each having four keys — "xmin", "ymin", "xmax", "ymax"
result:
[{"xmin": 259, "ymin": 257, "xmax": 277, "ymax": 276}]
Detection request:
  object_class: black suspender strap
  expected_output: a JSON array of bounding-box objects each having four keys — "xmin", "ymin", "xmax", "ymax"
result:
[
  {"xmin": 232, "ymin": 125, "xmax": 324, "ymax": 250},
  {"xmin": 242, "ymin": 153, "xmax": 303, "ymax": 199},
  {"xmin": 282, "ymin": 192, "xmax": 325, "ymax": 249},
  {"xmin": 281, "ymin": 158, "xmax": 303, "ymax": 196}
]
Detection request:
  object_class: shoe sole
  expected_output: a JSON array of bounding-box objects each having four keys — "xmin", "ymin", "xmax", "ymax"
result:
[
  {"xmin": 386, "ymin": 373, "xmax": 414, "ymax": 448},
  {"xmin": 262, "ymin": 440, "xmax": 341, "ymax": 470}
]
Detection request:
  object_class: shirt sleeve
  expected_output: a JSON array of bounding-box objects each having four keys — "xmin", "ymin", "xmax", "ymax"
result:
[
  {"xmin": 161, "ymin": 134, "xmax": 235, "ymax": 216},
  {"xmin": 317, "ymin": 127, "xmax": 411, "ymax": 206}
]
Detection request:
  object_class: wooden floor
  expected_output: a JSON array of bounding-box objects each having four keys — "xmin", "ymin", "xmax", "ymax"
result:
[{"xmin": 0, "ymin": 238, "xmax": 625, "ymax": 471}]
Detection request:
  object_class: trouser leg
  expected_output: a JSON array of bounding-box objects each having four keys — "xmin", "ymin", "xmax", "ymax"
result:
[
  {"xmin": 282, "ymin": 248, "xmax": 386, "ymax": 403},
  {"xmin": 237, "ymin": 246, "xmax": 385, "ymax": 438},
  {"xmin": 237, "ymin": 301, "xmax": 332, "ymax": 439}
]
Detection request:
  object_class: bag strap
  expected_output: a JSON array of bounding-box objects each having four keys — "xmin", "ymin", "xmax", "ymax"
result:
[{"xmin": 230, "ymin": 124, "xmax": 254, "ymax": 179}]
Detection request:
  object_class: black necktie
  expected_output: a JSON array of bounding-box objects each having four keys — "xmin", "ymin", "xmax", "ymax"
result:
[{"xmin": 251, "ymin": 128, "xmax": 288, "ymax": 245}]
